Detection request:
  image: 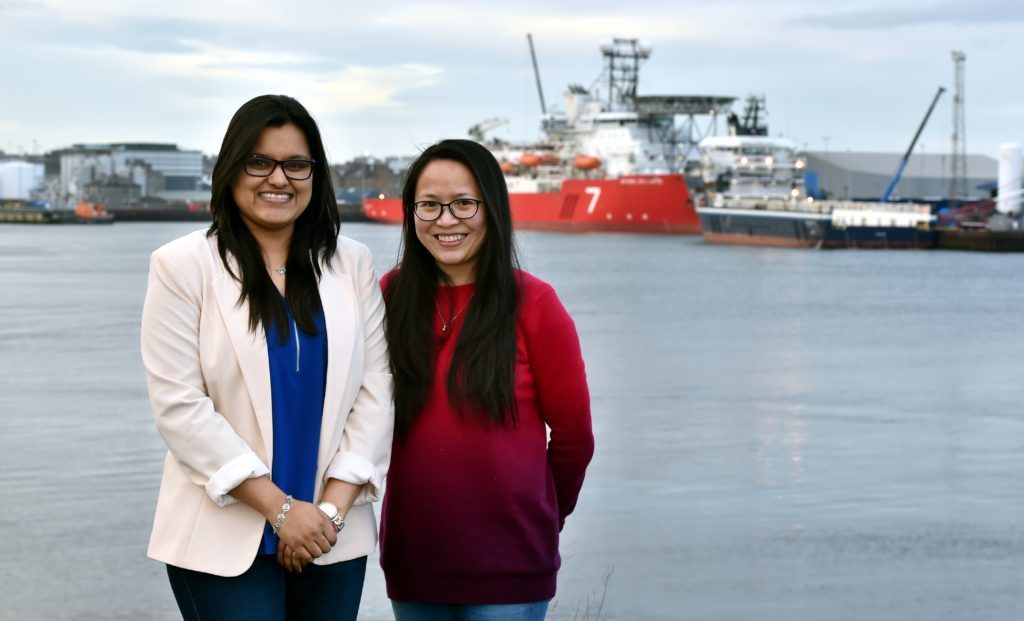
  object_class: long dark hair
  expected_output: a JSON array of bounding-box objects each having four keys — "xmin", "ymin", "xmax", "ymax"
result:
[
  {"xmin": 385, "ymin": 139, "xmax": 520, "ymax": 436},
  {"xmin": 207, "ymin": 94, "xmax": 339, "ymax": 337}
]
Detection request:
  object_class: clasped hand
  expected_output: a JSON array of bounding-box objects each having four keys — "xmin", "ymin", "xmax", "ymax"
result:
[{"xmin": 274, "ymin": 500, "xmax": 338, "ymax": 573}]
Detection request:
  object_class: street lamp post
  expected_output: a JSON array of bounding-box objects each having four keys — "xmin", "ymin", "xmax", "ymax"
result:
[{"xmin": 361, "ymin": 150, "xmax": 371, "ymax": 199}]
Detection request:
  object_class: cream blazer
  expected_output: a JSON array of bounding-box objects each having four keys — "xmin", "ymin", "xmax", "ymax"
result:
[{"xmin": 141, "ymin": 229, "xmax": 392, "ymax": 577}]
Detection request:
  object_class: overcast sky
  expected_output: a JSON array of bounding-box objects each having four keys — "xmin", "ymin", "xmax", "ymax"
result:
[{"xmin": 1, "ymin": 0, "xmax": 1022, "ymax": 162}]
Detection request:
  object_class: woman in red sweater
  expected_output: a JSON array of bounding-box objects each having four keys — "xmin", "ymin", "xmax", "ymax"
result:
[{"xmin": 380, "ymin": 139, "xmax": 594, "ymax": 620}]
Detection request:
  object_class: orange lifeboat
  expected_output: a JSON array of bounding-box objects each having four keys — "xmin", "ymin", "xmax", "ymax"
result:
[
  {"xmin": 573, "ymin": 155, "xmax": 601, "ymax": 170},
  {"xmin": 75, "ymin": 200, "xmax": 108, "ymax": 218},
  {"xmin": 499, "ymin": 161, "xmax": 517, "ymax": 174},
  {"xmin": 540, "ymin": 152, "xmax": 560, "ymax": 165},
  {"xmin": 519, "ymin": 153, "xmax": 542, "ymax": 168},
  {"xmin": 74, "ymin": 200, "xmax": 114, "ymax": 223}
]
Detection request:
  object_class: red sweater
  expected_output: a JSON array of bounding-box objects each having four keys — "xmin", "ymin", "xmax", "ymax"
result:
[{"xmin": 379, "ymin": 271, "xmax": 594, "ymax": 604}]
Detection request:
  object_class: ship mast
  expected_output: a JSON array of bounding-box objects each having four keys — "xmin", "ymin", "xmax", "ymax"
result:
[{"xmin": 949, "ymin": 50, "xmax": 967, "ymax": 200}]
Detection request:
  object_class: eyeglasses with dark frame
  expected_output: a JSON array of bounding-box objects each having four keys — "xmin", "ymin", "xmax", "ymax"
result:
[
  {"xmin": 412, "ymin": 198, "xmax": 483, "ymax": 221},
  {"xmin": 243, "ymin": 155, "xmax": 316, "ymax": 181}
]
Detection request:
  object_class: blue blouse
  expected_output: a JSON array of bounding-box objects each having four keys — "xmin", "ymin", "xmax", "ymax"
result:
[{"xmin": 258, "ymin": 298, "xmax": 328, "ymax": 555}]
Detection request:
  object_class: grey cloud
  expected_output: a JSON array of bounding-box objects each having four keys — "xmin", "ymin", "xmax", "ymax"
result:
[
  {"xmin": 788, "ymin": 1, "xmax": 1024, "ymax": 30},
  {"xmin": 22, "ymin": 15, "xmax": 334, "ymax": 73},
  {"xmin": 10, "ymin": 14, "xmax": 226, "ymax": 55}
]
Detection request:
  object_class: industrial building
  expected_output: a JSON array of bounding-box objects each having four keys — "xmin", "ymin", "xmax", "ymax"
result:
[
  {"xmin": 58, "ymin": 143, "xmax": 205, "ymax": 209},
  {"xmin": 802, "ymin": 150, "xmax": 997, "ymax": 201}
]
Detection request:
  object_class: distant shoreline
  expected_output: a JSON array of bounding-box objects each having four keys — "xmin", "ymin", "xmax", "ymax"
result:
[{"xmin": 104, "ymin": 202, "xmax": 374, "ymax": 223}]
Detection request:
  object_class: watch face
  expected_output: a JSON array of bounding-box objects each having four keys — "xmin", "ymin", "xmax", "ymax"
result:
[{"xmin": 318, "ymin": 502, "xmax": 338, "ymax": 517}]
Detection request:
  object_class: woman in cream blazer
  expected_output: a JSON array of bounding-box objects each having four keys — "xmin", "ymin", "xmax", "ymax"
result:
[{"xmin": 141, "ymin": 95, "xmax": 392, "ymax": 620}]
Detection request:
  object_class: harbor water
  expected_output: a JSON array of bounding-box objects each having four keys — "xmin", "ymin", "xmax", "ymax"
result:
[{"xmin": 1, "ymin": 222, "xmax": 1022, "ymax": 620}]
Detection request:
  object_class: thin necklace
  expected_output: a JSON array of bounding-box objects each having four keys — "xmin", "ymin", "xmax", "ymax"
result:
[
  {"xmin": 270, "ymin": 265, "xmax": 286, "ymax": 276},
  {"xmin": 436, "ymin": 297, "xmax": 472, "ymax": 335}
]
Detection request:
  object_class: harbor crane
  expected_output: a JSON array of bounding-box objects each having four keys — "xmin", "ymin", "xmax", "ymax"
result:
[
  {"xmin": 527, "ymin": 33, "xmax": 547, "ymax": 115},
  {"xmin": 881, "ymin": 86, "xmax": 945, "ymax": 202}
]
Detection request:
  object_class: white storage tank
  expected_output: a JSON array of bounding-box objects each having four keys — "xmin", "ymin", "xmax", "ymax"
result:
[
  {"xmin": 0, "ymin": 161, "xmax": 44, "ymax": 200},
  {"xmin": 996, "ymin": 143, "xmax": 1022, "ymax": 215}
]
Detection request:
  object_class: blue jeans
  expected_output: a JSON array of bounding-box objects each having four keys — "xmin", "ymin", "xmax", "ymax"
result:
[
  {"xmin": 166, "ymin": 555, "xmax": 367, "ymax": 621},
  {"xmin": 391, "ymin": 599, "xmax": 550, "ymax": 621}
]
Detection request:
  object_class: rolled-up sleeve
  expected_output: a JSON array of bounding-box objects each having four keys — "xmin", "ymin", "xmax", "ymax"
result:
[
  {"xmin": 323, "ymin": 243, "xmax": 393, "ymax": 504},
  {"xmin": 141, "ymin": 246, "xmax": 269, "ymax": 507}
]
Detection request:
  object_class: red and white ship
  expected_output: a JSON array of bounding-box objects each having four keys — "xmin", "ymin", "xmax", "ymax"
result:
[
  {"xmin": 363, "ymin": 38, "xmax": 735, "ymax": 234},
  {"xmin": 364, "ymin": 174, "xmax": 697, "ymax": 233}
]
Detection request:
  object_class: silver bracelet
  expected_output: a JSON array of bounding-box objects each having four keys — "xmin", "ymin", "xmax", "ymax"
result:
[{"xmin": 271, "ymin": 495, "xmax": 294, "ymax": 534}]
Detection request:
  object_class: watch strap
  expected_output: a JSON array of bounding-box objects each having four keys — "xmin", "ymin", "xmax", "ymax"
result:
[{"xmin": 317, "ymin": 502, "xmax": 346, "ymax": 532}]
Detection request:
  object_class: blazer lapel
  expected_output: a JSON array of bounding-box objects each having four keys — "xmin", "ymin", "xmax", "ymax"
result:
[
  {"xmin": 318, "ymin": 258, "xmax": 356, "ymax": 467},
  {"xmin": 207, "ymin": 236, "xmax": 274, "ymax": 462}
]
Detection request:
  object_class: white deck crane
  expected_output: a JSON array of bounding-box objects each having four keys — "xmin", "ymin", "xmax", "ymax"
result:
[{"xmin": 468, "ymin": 118, "xmax": 509, "ymax": 142}]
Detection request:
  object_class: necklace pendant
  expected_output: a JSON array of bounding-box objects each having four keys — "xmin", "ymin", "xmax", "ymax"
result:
[
  {"xmin": 435, "ymin": 294, "xmax": 471, "ymax": 339},
  {"xmin": 273, "ymin": 266, "xmax": 286, "ymax": 276}
]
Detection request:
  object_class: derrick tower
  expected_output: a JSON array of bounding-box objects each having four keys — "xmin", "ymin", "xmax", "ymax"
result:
[{"xmin": 598, "ymin": 38, "xmax": 651, "ymax": 109}]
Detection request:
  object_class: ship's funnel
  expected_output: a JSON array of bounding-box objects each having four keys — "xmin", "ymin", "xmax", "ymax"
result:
[{"xmin": 997, "ymin": 143, "xmax": 1022, "ymax": 215}]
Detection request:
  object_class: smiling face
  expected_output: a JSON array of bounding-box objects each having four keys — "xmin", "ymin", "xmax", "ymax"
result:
[
  {"xmin": 413, "ymin": 159, "xmax": 488, "ymax": 285},
  {"xmin": 231, "ymin": 122, "xmax": 313, "ymax": 239}
]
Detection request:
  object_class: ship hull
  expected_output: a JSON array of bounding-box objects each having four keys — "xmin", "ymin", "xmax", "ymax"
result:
[
  {"xmin": 0, "ymin": 208, "xmax": 113, "ymax": 224},
  {"xmin": 363, "ymin": 174, "xmax": 700, "ymax": 234},
  {"xmin": 0, "ymin": 208, "xmax": 65, "ymax": 224},
  {"xmin": 823, "ymin": 226, "xmax": 935, "ymax": 249},
  {"xmin": 698, "ymin": 206, "xmax": 935, "ymax": 249},
  {"xmin": 934, "ymin": 228, "xmax": 1024, "ymax": 252},
  {"xmin": 697, "ymin": 207, "xmax": 829, "ymax": 247}
]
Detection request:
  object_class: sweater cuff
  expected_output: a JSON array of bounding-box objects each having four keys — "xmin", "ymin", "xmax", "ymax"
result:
[
  {"xmin": 324, "ymin": 452, "xmax": 384, "ymax": 505},
  {"xmin": 204, "ymin": 451, "xmax": 271, "ymax": 507}
]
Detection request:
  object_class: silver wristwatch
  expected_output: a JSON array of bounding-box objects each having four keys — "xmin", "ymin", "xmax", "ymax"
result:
[{"xmin": 317, "ymin": 502, "xmax": 346, "ymax": 532}]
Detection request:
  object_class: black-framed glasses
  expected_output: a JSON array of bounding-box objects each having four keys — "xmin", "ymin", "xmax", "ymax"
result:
[
  {"xmin": 244, "ymin": 155, "xmax": 316, "ymax": 181},
  {"xmin": 412, "ymin": 198, "xmax": 483, "ymax": 221}
]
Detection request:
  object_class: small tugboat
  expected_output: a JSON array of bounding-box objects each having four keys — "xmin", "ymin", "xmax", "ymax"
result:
[{"xmin": 72, "ymin": 200, "xmax": 114, "ymax": 224}]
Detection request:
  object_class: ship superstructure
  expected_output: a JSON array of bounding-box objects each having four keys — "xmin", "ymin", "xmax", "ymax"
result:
[
  {"xmin": 365, "ymin": 37, "xmax": 732, "ymax": 234},
  {"xmin": 699, "ymin": 96, "xmax": 806, "ymax": 200},
  {"xmin": 492, "ymin": 38, "xmax": 736, "ymax": 179},
  {"xmin": 696, "ymin": 96, "xmax": 934, "ymax": 248}
]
